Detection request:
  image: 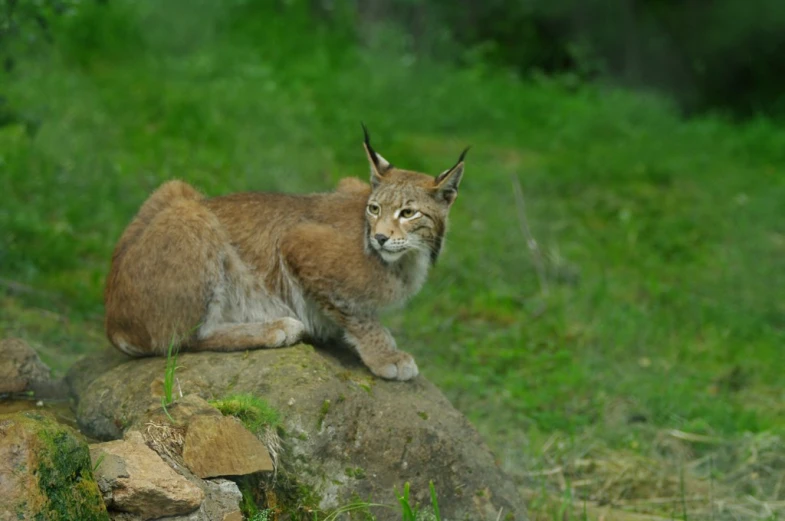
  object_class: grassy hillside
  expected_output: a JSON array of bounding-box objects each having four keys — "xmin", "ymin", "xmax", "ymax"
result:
[{"xmin": 2, "ymin": 2, "xmax": 783, "ymax": 518}]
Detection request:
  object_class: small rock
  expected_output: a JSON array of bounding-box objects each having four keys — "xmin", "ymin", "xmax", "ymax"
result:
[
  {"xmin": 90, "ymin": 431, "xmax": 203, "ymax": 519},
  {"xmin": 202, "ymin": 479, "xmax": 243, "ymax": 521},
  {"xmin": 0, "ymin": 338, "xmax": 53, "ymax": 394},
  {"xmin": 183, "ymin": 414, "xmax": 273, "ymax": 478},
  {"xmin": 0, "ymin": 410, "xmax": 108, "ymax": 520},
  {"xmin": 104, "ymin": 478, "xmax": 244, "ymax": 521},
  {"xmin": 162, "ymin": 478, "xmax": 244, "ymax": 521}
]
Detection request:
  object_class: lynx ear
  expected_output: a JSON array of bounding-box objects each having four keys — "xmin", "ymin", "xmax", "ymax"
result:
[
  {"xmin": 434, "ymin": 146, "xmax": 469, "ymax": 205},
  {"xmin": 362, "ymin": 123, "xmax": 390, "ymax": 189}
]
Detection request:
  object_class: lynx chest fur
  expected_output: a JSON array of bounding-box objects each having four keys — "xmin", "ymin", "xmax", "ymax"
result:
[{"xmin": 104, "ymin": 128, "xmax": 467, "ymax": 380}]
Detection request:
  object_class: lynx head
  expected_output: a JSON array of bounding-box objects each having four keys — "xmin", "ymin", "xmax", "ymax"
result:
[{"xmin": 361, "ymin": 124, "xmax": 467, "ymax": 265}]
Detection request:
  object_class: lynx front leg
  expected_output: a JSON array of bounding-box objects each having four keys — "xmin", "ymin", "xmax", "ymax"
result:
[
  {"xmin": 342, "ymin": 316, "xmax": 419, "ymax": 381},
  {"xmin": 190, "ymin": 318, "xmax": 305, "ymax": 352},
  {"xmin": 281, "ymin": 222, "xmax": 418, "ymax": 381}
]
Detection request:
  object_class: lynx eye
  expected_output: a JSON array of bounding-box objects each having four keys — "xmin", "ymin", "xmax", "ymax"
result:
[
  {"xmin": 399, "ymin": 208, "xmax": 420, "ymax": 219},
  {"xmin": 367, "ymin": 203, "xmax": 380, "ymax": 216}
]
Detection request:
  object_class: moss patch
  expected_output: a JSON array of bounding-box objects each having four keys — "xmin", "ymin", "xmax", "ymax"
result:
[
  {"xmin": 6, "ymin": 411, "xmax": 109, "ymax": 521},
  {"xmin": 345, "ymin": 466, "xmax": 366, "ymax": 480},
  {"xmin": 268, "ymin": 471, "xmax": 324, "ymax": 520},
  {"xmin": 235, "ymin": 475, "xmax": 267, "ymax": 520},
  {"xmin": 233, "ymin": 470, "xmax": 324, "ymax": 521},
  {"xmin": 317, "ymin": 399, "xmax": 331, "ymax": 430},
  {"xmin": 210, "ymin": 394, "xmax": 281, "ymax": 435},
  {"xmin": 227, "ymin": 433, "xmax": 327, "ymax": 520}
]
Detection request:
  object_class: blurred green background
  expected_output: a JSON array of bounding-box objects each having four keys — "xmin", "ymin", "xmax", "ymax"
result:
[{"xmin": 1, "ymin": 1, "xmax": 783, "ymax": 518}]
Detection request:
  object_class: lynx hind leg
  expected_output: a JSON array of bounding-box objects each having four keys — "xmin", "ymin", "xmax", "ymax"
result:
[
  {"xmin": 191, "ymin": 318, "xmax": 306, "ymax": 352},
  {"xmin": 105, "ymin": 197, "xmax": 231, "ymax": 356},
  {"xmin": 111, "ymin": 180, "xmax": 204, "ymax": 258}
]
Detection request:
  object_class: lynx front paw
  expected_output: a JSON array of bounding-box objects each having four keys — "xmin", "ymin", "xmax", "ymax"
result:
[
  {"xmin": 269, "ymin": 317, "xmax": 306, "ymax": 347},
  {"xmin": 369, "ymin": 351, "xmax": 419, "ymax": 381}
]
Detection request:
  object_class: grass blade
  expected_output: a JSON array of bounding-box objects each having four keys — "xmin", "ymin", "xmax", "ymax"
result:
[
  {"xmin": 397, "ymin": 482, "xmax": 416, "ymax": 521},
  {"xmin": 429, "ymin": 481, "xmax": 441, "ymax": 521}
]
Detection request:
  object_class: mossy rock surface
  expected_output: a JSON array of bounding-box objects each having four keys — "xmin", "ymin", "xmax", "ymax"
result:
[
  {"xmin": 69, "ymin": 344, "xmax": 526, "ymax": 520},
  {"xmin": 0, "ymin": 410, "xmax": 109, "ymax": 521}
]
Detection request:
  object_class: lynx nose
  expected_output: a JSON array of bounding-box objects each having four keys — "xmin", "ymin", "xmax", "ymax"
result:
[{"xmin": 374, "ymin": 233, "xmax": 389, "ymax": 246}]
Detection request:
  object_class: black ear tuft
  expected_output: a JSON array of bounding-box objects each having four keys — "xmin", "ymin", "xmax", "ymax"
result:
[
  {"xmin": 438, "ymin": 147, "xmax": 470, "ymax": 182},
  {"xmin": 457, "ymin": 146, "xmax": 471, "ymax": 164},
  {"xmin": 435, "ymin": 146, "xmax": 470, "ymax": 186},
  {"xmin": 361, "ymin": 121, "xmax": 371, "ymax": 146},
  {"xmin": 361, "ymin": 122, "xmax": 379, "ymax": 168}
]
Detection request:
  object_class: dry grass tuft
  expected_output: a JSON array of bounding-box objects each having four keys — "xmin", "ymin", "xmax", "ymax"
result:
[
  {"xmin": 523, "ymin": 429, "xmax": 784, "ymax": 521},
  {"xmin": 261, "ymin": 424, "xmax": 282, "ymax": 480},
  {"xmin": 143, "ymin": 421, "xmax": 186, "ymax": 467}
]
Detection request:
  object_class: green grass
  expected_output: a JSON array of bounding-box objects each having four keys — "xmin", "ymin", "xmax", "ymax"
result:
[
  {"xmin": 162, "ymin": 338, "xmax": 179, "ymax": 406},
  {"xmin": 395, "ymin": 481, "xmax": 442, "ymax": 521},
  {"xmin": 2, "ymin": 1, "xmax": 784, "ymax": 518},
  {"xmin": 236, "ymin": 474, "xmax": 272, "ymax": 521},
  {"xmin": 160, "ymin": 337, "xmax": 179, "ymax": 422}
]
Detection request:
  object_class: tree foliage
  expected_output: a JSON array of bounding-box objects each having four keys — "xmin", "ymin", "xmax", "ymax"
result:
[
  {"xmin": 355, "ymin": 0, "xmax": 785, "ymax": 117},
  {"xmin": 4, "ymin": 0, "xmax": 785, "ymax": 117}
]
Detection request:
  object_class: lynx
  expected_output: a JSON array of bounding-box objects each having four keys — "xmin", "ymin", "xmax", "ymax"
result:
[{"xmin": 104, "ymin": 127, "xmax": 467, "ymax": 381}]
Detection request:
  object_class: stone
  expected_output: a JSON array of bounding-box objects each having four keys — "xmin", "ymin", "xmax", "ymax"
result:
[
  {"xmin": 70, "ymin": 344, "xmax": 527, "ymax": 520},
  {"xmin": 167, "ymin": 479, "xmax": 244, "ymax": 521},
  {"xmin": 0, "ymin": 338, "xmax": 54, "ymax": 395},
  {"xmin": 101, "ymin": 478, "xmax": 242, "ymax": 521},
  {"xmin": 0, "ymin": 410, "xmax": 108, "ymax": 521},
  {"xmin": 90, "ymin": 431, "xmax": 203, "ymax": 519},
  {"xmin": 183, "ymin": 414, "xmax": 273, "ymax": 478}
]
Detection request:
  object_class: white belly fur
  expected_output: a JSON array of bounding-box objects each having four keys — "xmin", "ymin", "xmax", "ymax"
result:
[{"xmin": 198, "ymin": 255, "xmax": 339, "ymax": 342}]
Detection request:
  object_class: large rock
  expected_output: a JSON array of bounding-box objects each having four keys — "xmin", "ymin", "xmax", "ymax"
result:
[
  {"xmin": 0, "ymin": 338, "xmax": 58, "ymax": 396},
  {"xmin": 0, "ymin": 410, "xmax": 109, "ymax": 521},
  {"xmin": 66, "ymin": 347, "xmax": 132, "ymax": 402},
  {"xmin": 90, "ymin": 431, "xmax": 204, "ymax": 519},
  {"xmin": 70, "ymin": 344, "xmax": 526, "ymax": 520},
  {"xmin": 183, "ymin": 414, "xmax": 273, "ymax": 478},
  {"xmin": 146, "ymin": 394, "xmax": 223, "ymax": 425}
]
